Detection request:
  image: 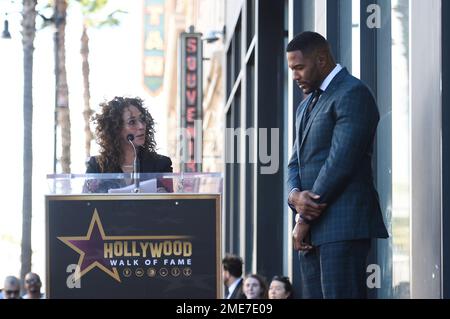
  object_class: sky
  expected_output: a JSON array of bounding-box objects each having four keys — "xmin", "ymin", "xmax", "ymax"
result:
[{"xmin": 0, "ymin": 0, "xmax": 167, "ymax": 289}]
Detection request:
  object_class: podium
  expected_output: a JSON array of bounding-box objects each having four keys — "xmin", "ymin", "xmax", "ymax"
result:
[{"xmin": 45, "ymin": 173, "xmax": 222, "ymax": 299}]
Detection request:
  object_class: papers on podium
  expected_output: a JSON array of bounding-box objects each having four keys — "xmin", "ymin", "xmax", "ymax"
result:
[{"xmin": 107, "ymin": 178, "xmax": 157, "ymax": 193}]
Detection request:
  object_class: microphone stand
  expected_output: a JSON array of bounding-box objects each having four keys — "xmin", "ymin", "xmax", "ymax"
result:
[{"xmin": 127, "ymin": 135, "xmax": 140, "ymax": 193}]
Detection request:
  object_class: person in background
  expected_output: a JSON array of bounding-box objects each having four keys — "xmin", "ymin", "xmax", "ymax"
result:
[
  {"xmin": 268, "ymin": 275, "xmax": 293, "ymax": 299},
  {"xmin": 22, "ymin": 272, "xmax": 45, "ymax": 299},
  {"xmin": 2, "ymin": 276, "xmax": 21, "ymax": 299},
  {"xmin": 222, "ymin": 254, "xmax": 246, "ymax": 299},
  {"xmin": 243, "ymin": 274, "xmax": 268, "ymax": 299}
]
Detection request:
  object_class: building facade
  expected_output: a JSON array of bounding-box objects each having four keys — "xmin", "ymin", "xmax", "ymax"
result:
[
  {"xmin": 162, "ymin": 0, "xmax": 225, "ymax": 173},
  {"xmin": 223, "ymin": 0, "xmax": 449, "ymax": 298}
]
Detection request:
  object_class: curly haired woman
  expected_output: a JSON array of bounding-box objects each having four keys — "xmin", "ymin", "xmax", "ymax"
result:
[{"xmin": 86, "ymin": 96, "xmax": 172, "ymax": 174}]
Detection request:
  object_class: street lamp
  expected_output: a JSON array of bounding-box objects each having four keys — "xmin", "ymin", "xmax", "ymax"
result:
[
  {"xmin": 1, "ymin": 0, "xmax": 15, "ymax": 40},
  {"xmin": 2, "ymin": 14, "xmax": 11, "ymax": 39},
  {"xmin": 202, "ymin": 26, "xmax": 225, "ymax": 44}
]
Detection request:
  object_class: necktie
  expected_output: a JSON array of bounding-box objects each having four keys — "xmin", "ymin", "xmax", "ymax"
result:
[
  {"xmin": 301, "ymin": 89, "xmax": 323, "ymax": 134},
  {"xmin": 304, "ymin": 89, "xmax": 322, "ymax": 124}
]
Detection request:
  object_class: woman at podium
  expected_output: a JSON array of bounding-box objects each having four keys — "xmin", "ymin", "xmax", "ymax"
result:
[{"xmin": 84, "ymin": 96, "xmax": 172, "ymax": 193}]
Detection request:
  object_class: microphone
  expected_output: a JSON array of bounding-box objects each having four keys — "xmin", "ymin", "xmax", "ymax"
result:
[{"xmin": 126, "ymin": 134, "xmax": 140, "ymax": 193}]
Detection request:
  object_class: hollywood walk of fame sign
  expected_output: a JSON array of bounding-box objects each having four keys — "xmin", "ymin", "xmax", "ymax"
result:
[{"xmin": 46, "ymin": 194, "xmax": 221, "ymax": 298}]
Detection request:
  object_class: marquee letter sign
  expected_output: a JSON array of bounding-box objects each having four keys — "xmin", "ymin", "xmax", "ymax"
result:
[
  {"xmin": 179, "ymin": 30, "xmax": 203, "ymax": 172},
  {"xmin": 143, "ymin": 0, "xmax": 165, "ymax": 96}
]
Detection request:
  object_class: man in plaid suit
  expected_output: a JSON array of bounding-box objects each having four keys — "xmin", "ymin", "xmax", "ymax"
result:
[{"xmin": 286, "ymin": 32, "xmax": 388, "ymax": 298}]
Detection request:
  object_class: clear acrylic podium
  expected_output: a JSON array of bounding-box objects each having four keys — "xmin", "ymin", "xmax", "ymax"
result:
[
  {"xmin": 47, "ymin": 172, "xmax": 223, "ymax": 195},
  {"xmin": 45, "ymin": 173, "xmax": 222, "ymax": 299}
]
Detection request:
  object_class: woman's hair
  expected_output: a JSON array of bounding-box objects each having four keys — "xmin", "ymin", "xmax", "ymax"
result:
[
  {"xmin": 92, "ymin": 96, "xmax": 156, "ymax": 172},
  {"xmin": 270, "ymin": 275, "xmax": 293, "ymax": 299},
  {"xmin": 244, "ymin": 273, "xmax": 269, "ymax": 299}
]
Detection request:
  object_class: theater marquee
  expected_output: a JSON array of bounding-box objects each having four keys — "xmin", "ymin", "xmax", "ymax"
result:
[
  {"xmin": 179, "ymin": 30, "xmax": 203, "ymax": 172},
  {"xmin": 143, "ymin": 0, "xmax": 165, "ymax": 96}
]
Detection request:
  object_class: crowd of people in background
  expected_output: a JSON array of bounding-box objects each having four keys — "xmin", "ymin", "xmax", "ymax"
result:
[
  {"xmin": 2, "ymin": 260, "xmax": 290, "ymax": 300},
  {"xmin": 222, "ymin": 254, "xmax": 293, "ymax": 299},
  {"xmin": 0, "ymin": 273, "xmax": 45, "ymax": 299}
]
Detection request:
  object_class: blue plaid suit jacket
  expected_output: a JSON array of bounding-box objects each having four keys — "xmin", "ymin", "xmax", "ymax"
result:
[{"xmin": 288, "ymin": 68, "xmax": 389, "ymax": 246}]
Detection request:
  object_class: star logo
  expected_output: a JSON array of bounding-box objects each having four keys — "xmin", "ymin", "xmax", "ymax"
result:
[
  {"xmin": 57, "ymin": 209, "xmax": 192, "ymax": 283},
  {"xmin": 58, "ymin": 209, "xmax": 121, "ymax": 282}
]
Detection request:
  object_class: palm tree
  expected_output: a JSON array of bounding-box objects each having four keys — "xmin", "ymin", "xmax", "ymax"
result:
[
  {"xmin": 78, "ymin": 0, "xmax": 124, "ymax": 158},
  {"xmin": 80, "ymin": 23, "xmax": 93, "ymax": 159},
  {"xmin": 20, "ymin": 0, "xmax": 37, "ymax": 291},
  {"xmin": 54, "ymin": 0, "xmax": 71, "ymax": 173}
]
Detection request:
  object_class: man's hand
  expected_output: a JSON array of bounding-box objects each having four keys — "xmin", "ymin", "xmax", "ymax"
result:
[
  {"xmin": 292, "ymin": 222, "xmax": 312, "ymax": 251},
  {"xmin": 289, "ymin": 190, "xmax": 327, "ymax": 221}
]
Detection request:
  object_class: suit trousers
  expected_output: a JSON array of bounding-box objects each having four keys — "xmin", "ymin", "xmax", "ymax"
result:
[{"xmin": 298, "ymin": 239, "xmax": 371, "ymax": 299}]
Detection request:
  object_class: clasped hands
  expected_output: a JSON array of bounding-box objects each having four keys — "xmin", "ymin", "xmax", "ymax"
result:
[{"xmin": 289, "ymin": 190, "xmax": 327, "ymax": 251}]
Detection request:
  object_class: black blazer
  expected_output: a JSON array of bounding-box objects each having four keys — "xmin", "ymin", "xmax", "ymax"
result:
[
  {"xmin": 86, "ymin": 151, "xmax": 173, "ymax": 173},
  {"xmin": 229, "ymin": 279, "xmax": 246, "ymax": 299},
  {"xmin": 83, "ymin": 151, "xmax": 173, "ymax": 193}
]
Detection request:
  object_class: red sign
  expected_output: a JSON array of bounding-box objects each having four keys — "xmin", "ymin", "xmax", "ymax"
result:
[{"xmin": 179, "ymin": 32, "xmax": 203, "ymax": 172}]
